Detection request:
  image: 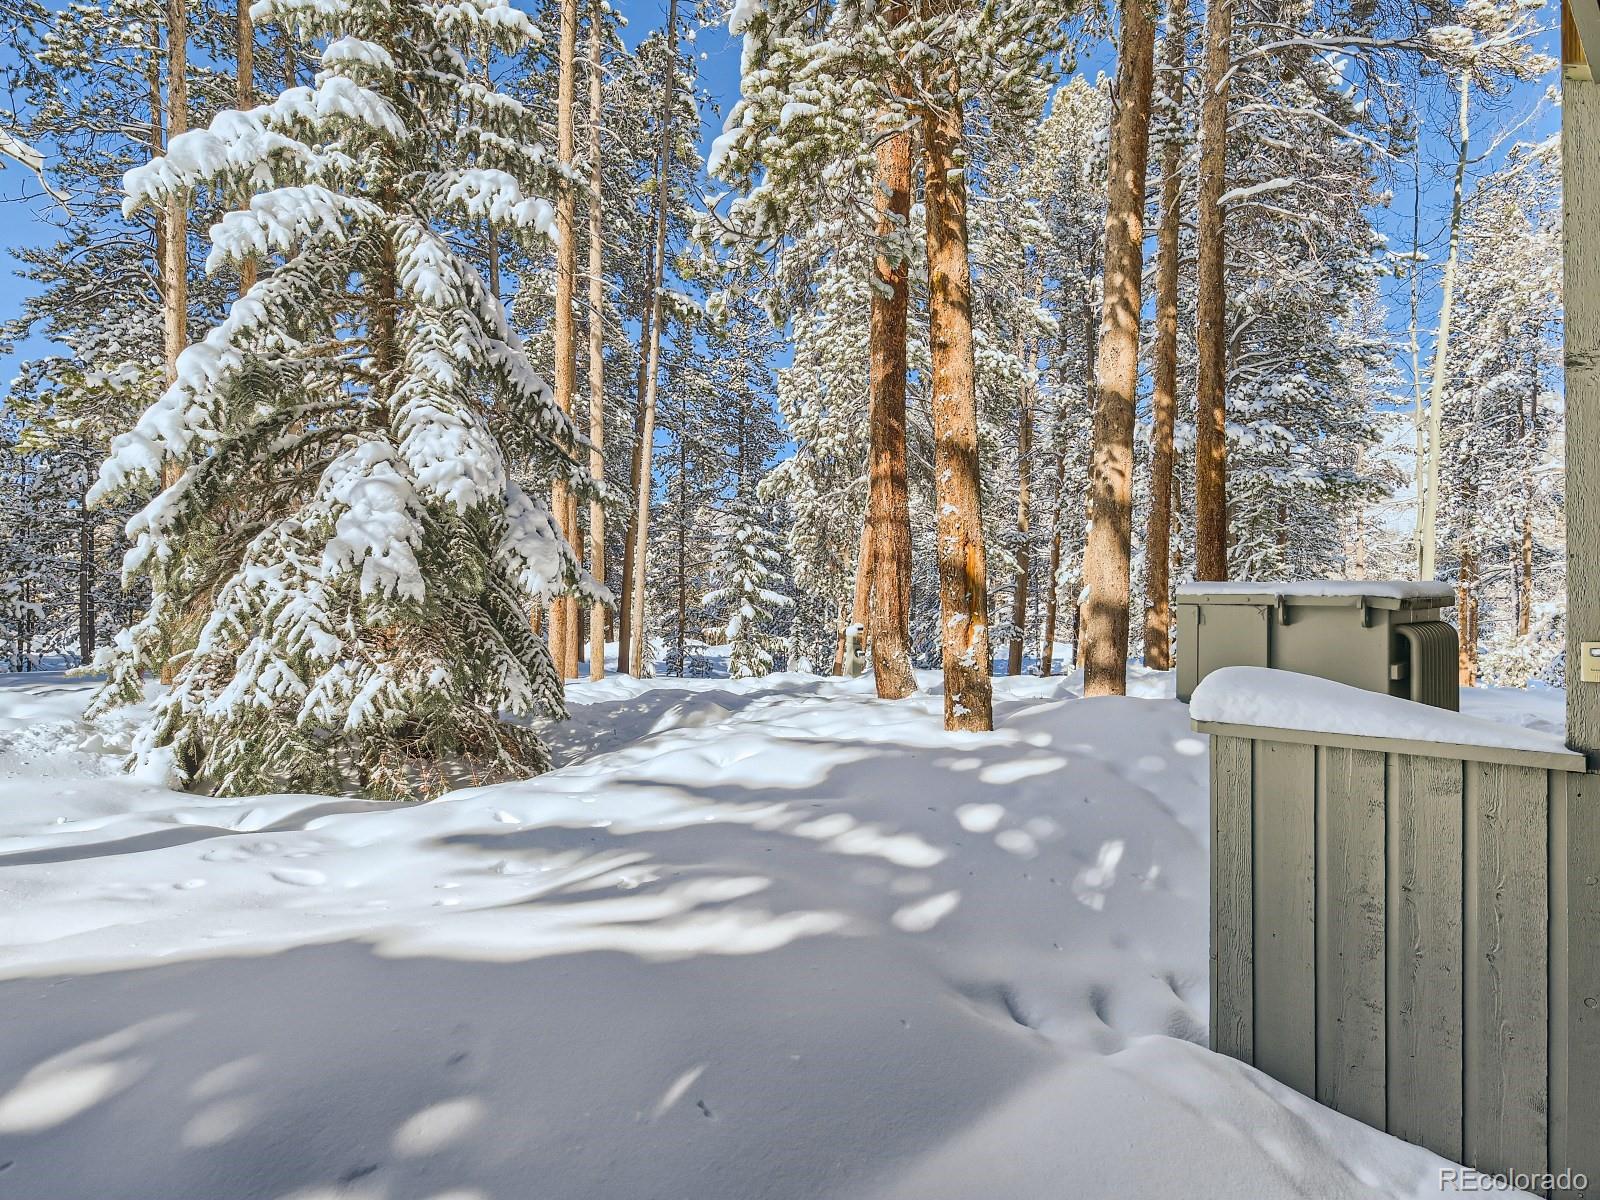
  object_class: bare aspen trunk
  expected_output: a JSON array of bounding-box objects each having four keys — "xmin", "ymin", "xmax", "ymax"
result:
[
  {"xmin": 549, "ymin": 0, "xmax": 580, "ymax": 677},
  {"xmin": 920, "ymin": 53, "xmax": 992, "ymax": 731},
  {"xmin": 1193, "ymin": 0, "xmax": 1233, "ymax": 581},
  {"xmin": 626, "ymin": 0, "xmax": 680, "ymax": 676},
  {"xmin": 1143, "ymin": 4, "xmax": 1184, "ymax": 671},
  {"xmin": 866, "ymin": 48, "xmax": 918, "ymax": 699},
  {"xmin": 1420, "ymin": 72, "xmax": 1471, "ymax": 581},
  {"xmin": 1408, "ymin": 145, "xmax": 1424, "ymax": 576},
  {"xmin": 587, "ymin": 0, "xmax": 607, "ymax": 680},
  {"xmin": 236, "ymin": 1, "xmax": 256, "ymax": 296},
  {"xmin": 1083, "ymin": 0, "xmax": 1157, "ymax": 698},
  {"xmin": 1008, "ymin": 372, "xmax": 1032, "ymax": 676}
]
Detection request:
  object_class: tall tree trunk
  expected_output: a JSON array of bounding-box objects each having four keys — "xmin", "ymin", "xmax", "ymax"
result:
[
  {"xmin": 1517, "ymin": 360, "xmax": 1537, "ymax": 636},
  {"xmin": 236, "ymin": 0, "xmax": 256, "ymax": 295},
  {"xmin": 626, "ymin": 0, "xmax": 680, "ymax": 676},
  {"xmin": 617, "ymin": 280, "xmax": 654, "ymax": 674},
  {"xmin": 1039, "ymin": 425, "xmax": 1068, "ymax": 677},
  {"xmin": 1458, "ymin": 547, "xmax": 1478, "ymax": 686},
  {"xmin": 77, "ymin": 498, "xmax": 94, "ymax": 664},
  {"xmin": 919, "ymin": 52, "xmax": 992, "ymax": 731},
  {"xmin": 586, "ymin": 0, "xmax": 607, "ymax": 680},
  {"xmin": 1408, "ymin": 142, "xmax": 1424, "ymax": 577},
  {"xmin": 482, "ymin": 41, "xmax": 502, "ymax": 305},
  {"xmin": 1008, "ymin": 365, "xmax": 1032, "ymax": 676},
  {"xmin": 549, "ymin": 0, "xmax": 580, "ymax": 677},
  {"xmin": 1143, "ymin": 3, "xmax": 1184, "ymax": 671},
  {"xmin": 676, "ymin": 435, "xmax": 687, "ymax": 674},
  {"xmin": 155, "ymin": 1, "xmax": 188, "ymax": 685},
  {"xmin": 1193, "ymin": 0, "xmax": 1233, "ymax": 581},
  {"xmin": 1420, "ymin": 71, "xmax": 1471, "ymax": 581},
  {"xmin": 1083, "ymin": 0, "xmax": 1157, "ymax": 698},
  {"xmin": 866, "ymin": 52, "xmax": 918, "ymax": 699},
  {"xmin": 162, "ymin": 0, "xmax": 188, "ymax": 445}
]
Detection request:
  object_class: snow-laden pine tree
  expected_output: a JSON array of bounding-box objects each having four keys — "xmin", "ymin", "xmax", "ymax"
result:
[
  {"xmin": 87, "ymin": 0, "xmax": 603, "ymax": 800},
  {"xmin": 703, "ymin": 495, "xmax": 792, "ymax": 678},
  {"xmin": 1441, "ymin": 136, "xmax": 1563, "ymax": 686}
]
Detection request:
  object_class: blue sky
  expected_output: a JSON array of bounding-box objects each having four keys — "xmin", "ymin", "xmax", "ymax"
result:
[{"xmin": 0, "ymin": 0, "xmax": 1564, "ymax": 406}]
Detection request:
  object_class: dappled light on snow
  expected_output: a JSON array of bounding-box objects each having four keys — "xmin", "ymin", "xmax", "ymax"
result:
[{"xmin": 0, "ymin": 666, "xmax": 1527, "ymax": 1196}]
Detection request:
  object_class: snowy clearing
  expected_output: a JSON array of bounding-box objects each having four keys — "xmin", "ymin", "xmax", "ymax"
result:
[{"xmin": 0, "ymin": 667, "xmax": 1528, "ymax": 1198}]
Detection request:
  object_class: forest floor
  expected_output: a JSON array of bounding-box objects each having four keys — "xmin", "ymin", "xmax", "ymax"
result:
[{"xmin": 0, "ymin": 658, "xmax": 1564, "ymax": 1199}]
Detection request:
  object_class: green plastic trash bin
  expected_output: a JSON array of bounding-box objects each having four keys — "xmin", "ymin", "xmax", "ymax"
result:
[{"xmin": 1175, "ymin": 581, "xmax": 1459, "ymax": 710}]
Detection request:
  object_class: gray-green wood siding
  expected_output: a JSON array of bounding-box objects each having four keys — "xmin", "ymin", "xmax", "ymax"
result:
[
  {"xmin": 1207, "ymin": 728, "xmax": 1594, "ymax": 1195},
  {"xmin": 1567, "ymin": 78, "xmax": 1600, "ymax": 763}
]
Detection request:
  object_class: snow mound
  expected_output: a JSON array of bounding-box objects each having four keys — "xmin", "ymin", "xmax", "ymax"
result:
[
  {"xmin": 0, "ymin": 669, "xmax": 1510, "ymax": 1197},
  {"xmin": 1191, "ymin": 666, "xmax": 1573, "ymax": 757}
]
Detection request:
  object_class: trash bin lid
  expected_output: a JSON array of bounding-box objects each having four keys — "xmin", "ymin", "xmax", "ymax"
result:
[{"xmin": 1174, "ymin": 580, "xmax": 1456, "ymax": 610}]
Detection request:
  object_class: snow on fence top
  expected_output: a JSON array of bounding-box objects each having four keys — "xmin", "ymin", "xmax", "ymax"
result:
[
  {"xmin": 1189, "ymin": 666, "xmax": 1571, "ymax": 756},
  {"xmin": 1175, "ymin": 580, "xmax": 1456, "ymax": 605}
]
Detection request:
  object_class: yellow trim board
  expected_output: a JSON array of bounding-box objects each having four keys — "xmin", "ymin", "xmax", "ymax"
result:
[{"xmin": 1570, "ymin": 0, "xmax": 1599, "ymax": 79}]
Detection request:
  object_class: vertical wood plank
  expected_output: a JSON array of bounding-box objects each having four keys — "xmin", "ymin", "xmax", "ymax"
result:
[
  {"xmin": 1317, "ymin": 745, "xmax": 1387, "ymax": 1128},
  {"xmin": 1387, "ymin": 752, "xmax": 1464, "ymax": 1160},
  {"xmin": 1464, "ymin": 762, "xmax": 1549, "ymax": 1179},
  {"xmin": 1211, "ymin": 733, "xmax": 1254, "ymax": 1062},
  {"xmin": 1556, "ymin": 771, "xmax": 1600, "ymax": 1198},
  {"xmin": 1254, "ymin": 738, "xmax": 1316, "ymax": 1096}
]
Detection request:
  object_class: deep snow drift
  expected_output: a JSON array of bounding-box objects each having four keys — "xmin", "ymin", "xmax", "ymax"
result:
[{"xmin": 0, "ymin": 666, "xmax": 1542, "ymax": 1199}]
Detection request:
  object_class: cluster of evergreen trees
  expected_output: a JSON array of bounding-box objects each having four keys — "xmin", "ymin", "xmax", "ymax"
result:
[{"xmin": 0, "ymin": 0, "xmax": 1566, "ymax": 794}]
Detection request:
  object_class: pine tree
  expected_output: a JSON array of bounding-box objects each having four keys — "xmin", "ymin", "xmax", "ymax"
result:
[
  {"xmin": 87, "ymin": 0, "xmax": 602, "ymax": 800},
  {"xmin": 704, "ymin": 495, "xmax": 793, "ymax": 678}
]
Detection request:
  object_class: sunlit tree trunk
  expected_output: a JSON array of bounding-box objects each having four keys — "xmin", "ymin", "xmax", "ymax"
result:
[
  {"xmin": 162, "ymin": 0, "xmax": 188, "ymax": 454},
  {"xmin": 866, "ymin": 40, "xmax": 918, "ymax": 699},
  {"xmin": 1143, "ymin": 3, "xmax": 1183, "ymax": 670},
  {"xmin": 548, "ymin": 0, "xmax": 581, "ymax": 676},
  {"xmin": 617, "ymin": 279, "xmax": 654, "ymax": 674},
  {"xmin": 1083, "ymin": 0, "xmax": 1156, "ymax": 698},
  {"xmin": 586, "ymin": 0, "xmax": 607, "ymax": 680},
  {"xmin": 920, "ymin": 49, "xmax": 992, "ymax": 731},
  {"xmin": 626, "ymin": 0, "xmax": 680, "ymax": 676},
  {"xmin": 1194, "ymin": 0, "xmax": 1233, "ymax": 581}
]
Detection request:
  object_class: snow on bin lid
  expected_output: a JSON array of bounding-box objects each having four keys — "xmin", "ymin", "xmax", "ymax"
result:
[
  {"xmin": 1190, "ymin": 666, "xmax": 1570, "ymax": 757},
  {"xmin": 1174, "ymin": 579, "xmax": 1456, "ymax": 609}
]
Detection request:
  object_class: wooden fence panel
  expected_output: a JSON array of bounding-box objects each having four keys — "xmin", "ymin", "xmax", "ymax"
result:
[
  {"xmin": 1253, "ymin": 738, "xmax": 1316, "ymax": 1096},
  {"xmin": 1463, "ymin": 762, "xmax": 1549, "ymax": 1179},
  {"xmin": 1317, "ymin": 745, "xmax": 1387, "ymax": 1128},
  {"xmin": 1204, "ymin": 721, "xmax": 1591, "ymax": 1194},
  {"xmin": 1556, "ymin": 772, "xmax": 1600, "ymax": 1199},
  {"xmin": 1211, "ymin": 734, "xmax": 1254, "ymax": 1062},
  {"xmin": 1387, "ymin": 751, "xmax": 1465, "ymax": 1160}
]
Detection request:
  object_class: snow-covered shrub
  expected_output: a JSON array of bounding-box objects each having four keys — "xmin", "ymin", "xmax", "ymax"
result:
[{"xmin": 87, "ymin": 0, "xmax": 604, "ymax": 800}]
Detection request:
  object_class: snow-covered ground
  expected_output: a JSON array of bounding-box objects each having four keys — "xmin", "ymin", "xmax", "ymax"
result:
[{"xmin": 0, "ymin": 665, "xmax": 1538, "ymax": 1199}]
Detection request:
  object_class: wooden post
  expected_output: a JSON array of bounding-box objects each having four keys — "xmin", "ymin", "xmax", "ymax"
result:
[{"xmin": 1567, "ymin": 61, "xmax": 1600, "ymax": 759}]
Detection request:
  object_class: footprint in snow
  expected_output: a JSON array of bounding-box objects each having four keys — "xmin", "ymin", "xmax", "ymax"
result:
[{"xmin": 269, "ymin": 867, "xmax": 327, "ymax": 887}]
